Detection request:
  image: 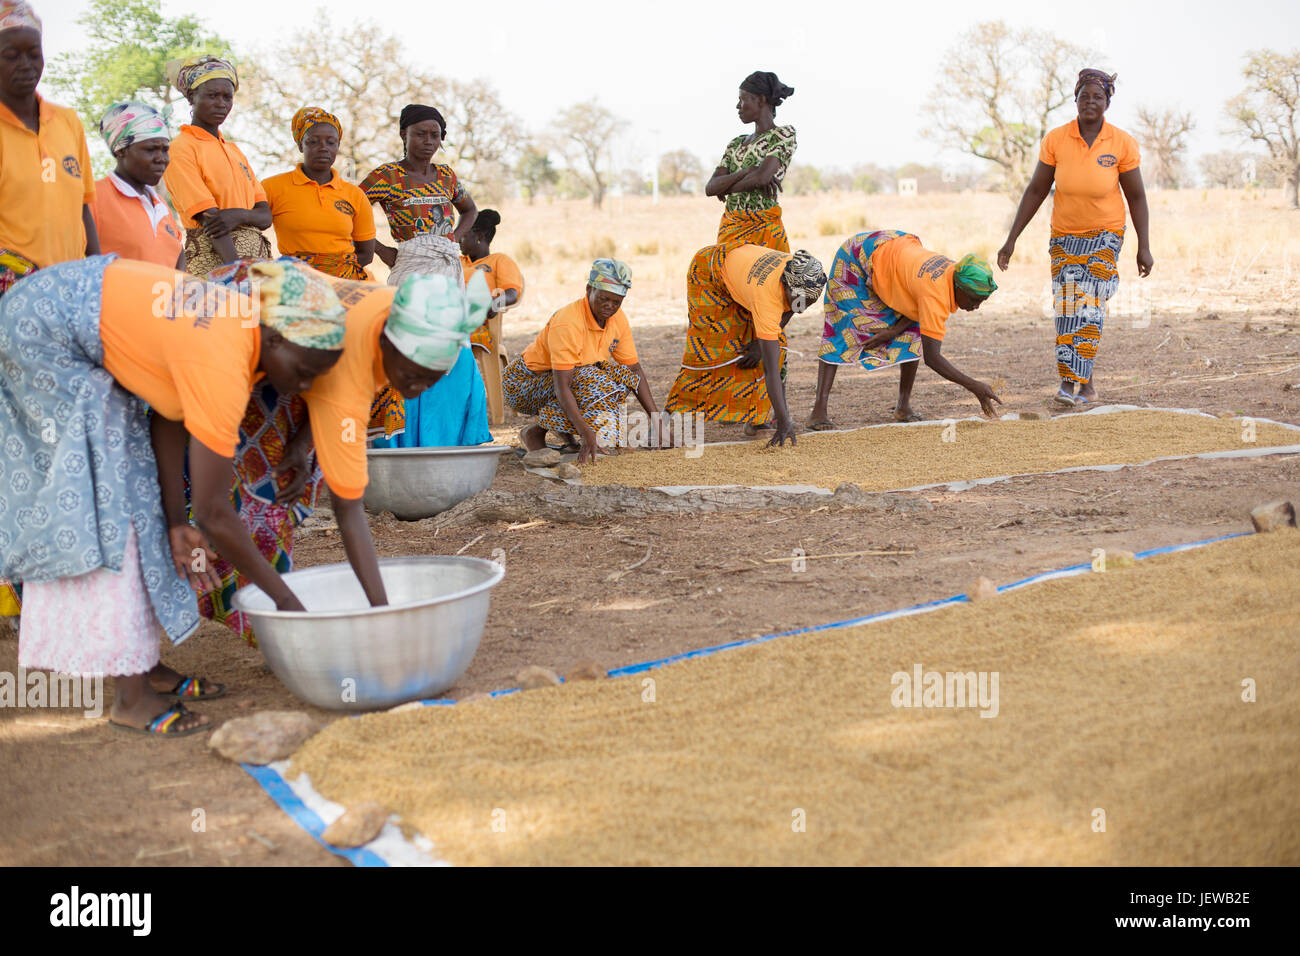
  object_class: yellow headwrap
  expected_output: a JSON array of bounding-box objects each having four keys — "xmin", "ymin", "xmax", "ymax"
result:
[{"xmin": 166, "ymin": 54, "xmax": 238, "ymax": 97}]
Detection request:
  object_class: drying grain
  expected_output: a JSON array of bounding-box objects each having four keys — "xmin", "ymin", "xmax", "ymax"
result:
[
  {"xmin": 581, "ymin": 410, "xmax": 1299, "ymax": 490},
  {"xmin": 290, "ymin": 530, "xmax": 1300, "ymax": 866}
]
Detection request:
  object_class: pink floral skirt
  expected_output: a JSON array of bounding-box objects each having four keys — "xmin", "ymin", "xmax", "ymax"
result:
[{"xmin": 18, "ymin": 526, "xmax": 162, "ymax": 677}]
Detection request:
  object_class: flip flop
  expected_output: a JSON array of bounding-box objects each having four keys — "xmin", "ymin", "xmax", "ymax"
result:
[
  {"xmin": 160, "ymin": 676, "xmax": 226, "ymax": 701},
  {"xmin": 110, "ymin": 702, "xmax": 211, "ymax": 737},
  {"xmin": 1053, "ymin": 389, "xmax": 1076, "ymax": 408},
  {"xmin": 893, "ymin": 410, "xmax": 923, "ymax": 423},
  {"xmin": 1074, "ymin": 395, "xmax": 1094, "ymax": 407},
  {"xmin": 806, "ymin": 419, "xmax": 838, "ymax": 431}
]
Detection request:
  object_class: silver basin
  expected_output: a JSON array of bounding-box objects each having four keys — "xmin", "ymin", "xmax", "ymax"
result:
[
  {"xmin": 231, "ymin": 556, "xmax": 504, "ymax": 710},
  {"xmin": 363, "ymin": 445, "xmax": 510, "ymax": 520}
]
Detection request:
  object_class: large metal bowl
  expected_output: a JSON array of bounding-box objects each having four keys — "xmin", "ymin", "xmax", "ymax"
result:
[
  {"xmin": 231, "ymin": 556, "xmax": 504, "ymax": 710},
  {"xmin": 363, "ymin": 445, "xmax": 510, "ymax": 520}
]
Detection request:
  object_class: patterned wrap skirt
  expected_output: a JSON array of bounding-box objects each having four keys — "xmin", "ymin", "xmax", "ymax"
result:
[
  {"xmin": 503, "ymin": 358, "xmax": 640, "ymax": 447},
  {"xmin": 1051, "ymin": 228, "xmax": 1123, "ymax": 384},
  {"xmin": 818, "ymin": 230, "xmax": 922, "ymax": 370},
  {"xmin": 0, "ymin": 255, "xmax": 199, "ymax": 660},
  {"xmin": 188, "ymin": 382, "xmax": 322, "ymax": 646},
  {"xmin": 288, "ymin": 249, "xmax": 370, "ymax": 281},
  {"xmin": 663, "ymin": 242, "xmax": 788, "ymax": 424},
  {"xmin": 0, "ymin": 249, "xmax": 37, "ymax": 617},
  {"xmin": 716, "ymin": 205, "xmax": 790, "ymax": 252},
  {"xmin": 184, "ymin": 224, "xmax": 272, "ymax": 278}
]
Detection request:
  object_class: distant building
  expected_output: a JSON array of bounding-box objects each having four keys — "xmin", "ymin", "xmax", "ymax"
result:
[{"xmin": 898, "ymin": 178, "xmax": 918, "ymax": 197}]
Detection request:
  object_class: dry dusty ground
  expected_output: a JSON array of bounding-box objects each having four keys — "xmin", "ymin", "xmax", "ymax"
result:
[{"xmin": 2, "ymin": 192, "xmax": 1298, "ymax": 866}]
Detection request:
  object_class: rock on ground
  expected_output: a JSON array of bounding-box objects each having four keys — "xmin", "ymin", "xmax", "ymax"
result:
[
  {"xmin": 1250, "ymin": 500, "xmax": 1296, "ymax": 533},
  {"xmin": 208, "ymin": 711, "xmax": 321, "ymax": 765},
  {"xmin": 967, "ymin": 578, "xmax": 998, "ymax": 601},
  {"xmin": 322, "ymin": 802, "xmax": 390, "ymax": 848}
]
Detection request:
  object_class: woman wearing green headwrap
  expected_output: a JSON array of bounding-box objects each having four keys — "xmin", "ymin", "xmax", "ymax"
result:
[{"xmin": 809, "ymin": 232, "xmax": 1002, "ymax": 428}]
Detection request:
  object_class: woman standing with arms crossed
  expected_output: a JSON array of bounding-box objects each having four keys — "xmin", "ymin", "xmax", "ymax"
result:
[
  {"xmin": 997, "ymin": 69, "xmax": 1152, "ymax": 407},
  {"xmin": 704, "ymin": 70, "xmax": 797, "ymax": 251}
]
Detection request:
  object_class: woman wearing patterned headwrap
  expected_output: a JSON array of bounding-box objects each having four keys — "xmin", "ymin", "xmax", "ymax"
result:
[
  {"xmin": 808, "ymin": 233, "xmax": 1004, "ymax": 428},
  {"xmin": 263, "ymin": 107, "xmax": 376, "ymax": 281},
  {"xmin": 704, "ymin": 71, "xmax": 797, "ymax": 251},
  {"xmin": 89, "ymin": 101, "xmax": 184, "ymax": 269},
  {"xmin": 362, "ymin": 103, "xmax": 490, "ymax": 449},
  {"xmin": 504, "ymin": 259, "xmax": 667, "ymax": 465},
  {"xmin": 665, "ymin": 244, "xmax": 826, "ymax": 447},
  {"xmin": 0, "ymin": 1, "xmax": 101, "ymax": 621},
  {"xmin": 163, "ymin": 54, "xmax": 272, "ymax": 276},
  {"xmin": 0, "ymin": 256, "xmax": 346, "ymax": 734},
  {"xmin": 998, "ymin": 68, "xmax": 1153, "ymax": 408}
]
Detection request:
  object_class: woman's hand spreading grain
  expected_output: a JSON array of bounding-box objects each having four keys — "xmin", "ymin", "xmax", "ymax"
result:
[
  {"xmin": 970, "ymin": 381, "xmax": 1004, "ymax": 419},
  {"xmin": 767, "ymin": 416, "xmax": 798, "ymax": 448}
]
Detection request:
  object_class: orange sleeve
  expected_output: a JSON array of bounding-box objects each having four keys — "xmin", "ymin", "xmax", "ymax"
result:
[
  {"xmin": 304, "ymin": 395, "xmax": 369, "ymax": 499},
  {"xmin": 916, "ymin": 271, "xmax": 953, "ymax": 342},
  {"xmin": 1039, "ymin": 129, "xmax": 1057, "ymax": 167},
  {"xmin": 1119, "ymin": 132, "xmax": 1141, "ymax": 173},
  {"xmin": 547, "ymin": 315, "xmax": 584, "ymax": 371},
  {"xmin": 352, "ymin": 185, "xmax": 376, "ymax": 241},
  {"xmin": 171, "ymin": 360, "xmax": 250, "ymax": 458},
  {"xmin": 164, "ymin": 140, "xmax": 218, "ymax": 221},
  {"xmin": 610, "ymin": 314, "xmax": 638, "ymax": 365},
  {"xmin": 492, "ymin": 255, "xmax": 524, "ymax": 294},
  {"xmin": 76, "ymin": 120, "xmax": 95, "ymax": 203},
  {"xmin": 751, "ymin": 279, "xmax": 786, "ymax": 341}
]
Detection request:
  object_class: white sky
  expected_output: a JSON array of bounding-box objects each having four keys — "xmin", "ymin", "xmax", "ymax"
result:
[{"xmin": 35, "ymin": 0, "xmax": 1300, "ymax": 173}]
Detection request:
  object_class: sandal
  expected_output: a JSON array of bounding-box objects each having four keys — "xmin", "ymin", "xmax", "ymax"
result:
[
  {"xmin": 893, "ymin": 408, "xmax": 923, "ymax": 423},
  {"xmin": 161, "ymin": 676, "xmax": 226, "ymax": 701},
  {"xmin": 805, "ymin": 418, "xmax": 838, "ymax": 431},
  {"xmin": 1074, "ymin": 394, "xmax": 1094, "ymax": 407},
  {"xmin": 1053, "ymin": 389, "xmax": 1076, "ymax": 408},
  {"xmin": 110, "ymin": 702, "xmax": 211, "ymax": 737}
]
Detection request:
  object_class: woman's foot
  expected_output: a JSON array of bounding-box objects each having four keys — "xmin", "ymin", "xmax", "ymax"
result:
[
  {"xmin": 1075, "ymin": 381, "xmax": 1098, "ymax": 405},
  {"xmin": 148, "ymin": 663, "xmax": 226, "ymax": 701},
  {"xmin": 893, "ymin": 404, "xmax": 923, "ymax": 423},
  {"xmin": 743, "ymin": 420, "xmax": 775, "ymax": 437},
  {"xmin": 1053, "ymin": 381, "xmax": 1077, "ymax": 408},
  {"xmin": 110, "ymin": 702, "xmax": 211, "ymax": 737},
  {"xmin": 110, "ymin": 687, "xmax": 211, "ymax": 736},
  {"xmin": 805, "ymin": 417, "xmax": 837, "ymax": 431}
]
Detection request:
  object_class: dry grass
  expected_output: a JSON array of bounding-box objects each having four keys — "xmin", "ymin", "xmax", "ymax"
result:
[{"xmin": 290, "ymin": 529, "xmax": 1300, "ymax": 866}]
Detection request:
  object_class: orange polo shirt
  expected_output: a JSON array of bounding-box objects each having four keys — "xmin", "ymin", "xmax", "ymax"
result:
[
  {"xmin": 99, "ymin": 258, "xmax": 262, "ymax": 457},
  {"xmin": 300, "ymin": 278, "xmax": 397, "ymax": 499},
  {"xmin": 163, "ymin": 125, "xmax": 266, "ymax": 230},
  {"xmin": 461, "ymin": 252, "xmax": 525, "ymax": 348},
  {"xmin": 89, "ymin": 173, "xmax": 184, "ymax": 268},
  {"xmin": 869, "ymin": 235, "xmax": 957, "ymax": 341},
  {"xmin": 0, "ymin": 94, "xmax": 95, "ymax": 267},
  {"xmin": 721, "ymin": 243, "xmax": 792, "ymax": 341},
  {"xmin": 1040, "ymin": 120, "xmax": 1141, "ymax": 234},
  {"xmin": 522, "ymin": 295, "xmax": 637, "ymax": 372},
  {"xmin": 263, "ymin": 166, "xmax": 376, "ymax": 257}
]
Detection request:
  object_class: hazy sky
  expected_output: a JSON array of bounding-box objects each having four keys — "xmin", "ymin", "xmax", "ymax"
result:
[{"xmin": 36, "ymin": 0, "xmax": 1300, "ymax": 173}]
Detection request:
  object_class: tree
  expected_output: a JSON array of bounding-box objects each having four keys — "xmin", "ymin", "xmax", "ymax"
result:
[
  {"xmin": 551, "ymin": 99, "xmax": 626, "ymax": 208},
  {"xmin": 658, "ymin": 149, "xmax": 703, "ymax": 195},
  {"xmin": 923, "ymin": 20, "xmax": 1088, "ymax": 196},
  {"xmin": 1200, "ymin": 150, "xmax": 1280, "ymax": 188},
  {"xmin": 515, "ymin": 146, "xmax": 558, "ymax": 204},
  {"xmin": 235, "ymin": 18, "xmax": 518, "ymax": 195},
  {"xmin": 47, "ymin": 0, "xmax": 231, "ymax": 140},
  {"xmin": 1227, "ymin": 49, "xmax": 1300, "ymax": 209},
  {"xmin": 784, "ymin": 165, "xmax": 824, "ymax": 196},
  {"xmin": 852, "ymin": 163, "xmax": 891, "ymax": 194},
  {"xmin": 1133, "ymin": 106, "xmax": 1195, "ymax": 189}
]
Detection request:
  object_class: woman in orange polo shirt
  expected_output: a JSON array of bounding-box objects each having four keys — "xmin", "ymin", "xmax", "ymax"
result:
[
  {"xmin": 163, "ymin": 55, "xmax": 272, "ymax": 277},
  {"xmin": 998, "ymin": 69, "xmax": 1153, "ymax": 407},
  {"xmin": 0, "ymin": 1, "xmax": 100, "ymax": 621},
  {"xmin": 89, "ymin": 101, "xmax": 184, "ymax": 269},
  {"xmin": 665, "ymin": 244, "xmax": 826, "ymax": 447},
  {"xmin": 503, "ymin": 259, "xmax": 665, "ymax": 465},
  {"xmin": 264, "ymin": 107, "xmax": 375, "ymax": 280},
  {"xmin": 0, "ymin": 257, "xmax": 346, "ymax": 735}
]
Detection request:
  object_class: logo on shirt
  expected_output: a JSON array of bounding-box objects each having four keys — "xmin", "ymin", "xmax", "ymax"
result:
[
  {"xmin": 609, "ymin": 338, "xmax": 620, "ymax": 354},
  {"xmin": 334, "ymin": 199, "xmax": 356, "ymax": 215},
  {"xmin": 61, "ymin": 156, "xmax": 82, "ymax": 178},
  {"xmin": 163, "ymin": 223, "xmax": 179, "ymax": 239},
  {"xmin": 238, "ymin": 160, "xmax": 252, "ymax": 180},
  {"xmin": 916, "ymin": 254, "xmax": 953, "ymax": 281},
  {"xmin": 1097, "ymin": 154, "xmax": 1118, "ymax": 167}
]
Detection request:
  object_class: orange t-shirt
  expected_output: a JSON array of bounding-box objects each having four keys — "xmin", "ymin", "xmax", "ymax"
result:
[
  {"xmin": 163, "ymin": 125, "xmax": 266, "ymax": 229},
  {"xmin": 461, "ymin": 251, "xmax": 524, "ymax": 348},
  {"xmin": 869, "ymin": 235, "xmax": 956, "ymax": 341},
  {"xmin": 521, "ymin": 295, "xmax": 637, "ymax": 372},
  {"xmin": 89, "ymin": 174, "xmax": 184, "ymax": 267},
  {"xmin": 0, "ymin": 95, "xmax": 95, "ymax": 267},
  {"xmin": 263, "ymin": 166, "xmax": 376, "ymax": 257},
  {"xmin": 300, "ymin": 278, "xmax": 396, "ymax": 500},
  {"xmin": 720, "ymin": 243, "xmax": 792, "ymax": 341},
  {"xmin": 99, "ymin": 258, "xmax": 262, "ymax": 457},
  {"xmin": 1039, "ymin": 120, "xmax": 1141, "ymax": 234}
]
